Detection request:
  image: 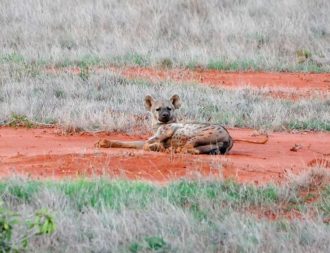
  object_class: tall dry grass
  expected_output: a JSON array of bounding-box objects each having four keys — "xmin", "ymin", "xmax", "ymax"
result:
[
  {"xmin": 0, "ymin": 0, "xmax": 329, "ymax": 70},
  {"xmin": 2, "ymin": 168, "xmax": 330, "ymax": 252},
  {"xmin": 0, "ymin": 66, "xmax": 329, "ymax": 132}
]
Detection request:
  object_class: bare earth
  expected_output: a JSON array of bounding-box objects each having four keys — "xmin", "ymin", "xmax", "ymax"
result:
[
  {"xmin": 47, "ymin": 66, "xmax": 330, "ymax": 99},
  {"xmin": 2, "ymin": 68, "xmax": 330, "ymax": 183},
  {"xmin": 1, "ymin": 127, "xmax": 329, "ymax": 184}
]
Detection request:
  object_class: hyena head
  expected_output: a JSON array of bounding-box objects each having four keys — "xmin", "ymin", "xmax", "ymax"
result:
[{"xmin": 144, "ymin": 94, "xmax": 181, "ymax": 124}]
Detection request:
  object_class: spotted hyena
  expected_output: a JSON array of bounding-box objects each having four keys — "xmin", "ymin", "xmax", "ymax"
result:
[{"xmin": 96, "ymin": 94, "xmax": 234, "ymax": 155}]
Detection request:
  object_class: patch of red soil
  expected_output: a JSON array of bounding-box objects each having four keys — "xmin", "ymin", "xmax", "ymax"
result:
[
  {"xmin": 248, "ymin": 206, "xmax": 318, "ymax": 221},
  {"xmin": 307, "ymin": 158, "xmax": 330, "ymax": 168},
  {"xmin": 120, "ymin": 67, "xmax": 330, "ymax": 91},
  {"xmin": 46, "ymin": 66, "xmax": 330, "ymax": 100},
  {"xmin": 1, "ymin": 127, "xmax": 329, "ymax": 183},
  {"xmin": 249, "ymin": 176, "xmax": 329, "ymax": 221}
]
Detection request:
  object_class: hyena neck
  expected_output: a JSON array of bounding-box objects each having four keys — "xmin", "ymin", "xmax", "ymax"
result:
[{"xmin": 151, "ymin": 117, "xmax": 178, "ymax": 131}]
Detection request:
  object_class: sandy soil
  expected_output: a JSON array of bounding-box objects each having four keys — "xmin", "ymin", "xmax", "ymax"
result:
[
  {"xmin": 46, "ymin": 66, "xmax": 330, "ymax": 99},
  {"xmin": 3, "ymin": 68, "xmax": 329, "ymax": 183},
  {"xmin": 1, "ymin": 127, "xmax": 329, "ymax": 184}
]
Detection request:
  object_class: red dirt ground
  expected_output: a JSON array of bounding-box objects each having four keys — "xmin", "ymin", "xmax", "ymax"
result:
[
  {"xmin": 1, "ymin": 127, "xmax": 329, "ymax": 184},
  {"xmin": 119, "ymin": 67, "xmax": 330, "ymax": 91},
  {"xmin": 3, "ymin": 68, "xmax": 329, "ymax": 184},
  {"xmin": 46, "ymin": 66, "xmax": 330, "ymax": 99}
]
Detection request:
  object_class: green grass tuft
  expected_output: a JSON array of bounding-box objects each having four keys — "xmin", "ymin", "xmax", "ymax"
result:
[
  {"xmin": 57, "ymin": 179, "xmax": 156, "ymax": 210},
  {"xmin": 207, "ymin": 59, "xmax": 261, "ymax": 71},
  {"xmin": 6, "ymin": 114, "xmax": 35, "ymax": 128}
]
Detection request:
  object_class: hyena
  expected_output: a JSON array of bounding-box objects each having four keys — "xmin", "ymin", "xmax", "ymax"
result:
[{"xmin": 96, "ymin": 95, "xmax": 267, "ymax": 154}]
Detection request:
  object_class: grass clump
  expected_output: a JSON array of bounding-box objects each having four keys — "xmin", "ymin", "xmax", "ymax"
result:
[
  {"xmin": 288, "ymin": 120, "xmax": 330, "ymax": 131},
  {"xmin": 129, "ymin": 236, "xmax": 170, "ymax": 253},
  {"xmin": 296, "ymin": 49, "xmax": 313, "ymax": 64},
  {"xmin": 207, "ymin": 59, "xmax": 260, "ymax": 71},
  {"xmin": 158, "ymin": 58, "xmax": 173, "ymax": 69},
  {"xmin": 314, "ymin": 185, "xmax": 330, "ymax": 222},
  {"xmin": 0, "ymin": 201, "xmax": 55, "ymax": 252},
  {"xmin": 54, "ymin": 55, "xmax": 104, "ymax": 68},
  {"xmin": 6, "ymin": 113, "xmax": 35, "ymax": 128},
  {"xmin": 0, "ymin": 53, "xmax": 25, "ymax": 64},
  {"xmin": 162, "ymin": 180, "xmax": 278, "ymax": 208},
  {"xmin": 58, "ymin": 179, "xmax": 155, "ymax": 210},
  {"xmin": 111, "ymin": 53, "xmax": 151, "ymax": 67}
]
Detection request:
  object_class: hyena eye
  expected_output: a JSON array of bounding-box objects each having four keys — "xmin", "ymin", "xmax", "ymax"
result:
[
  {"xmin": 167, "ymin": 107, "xmax": 172, "ymax": 111},
  {"xmin": 156, "ymin": 108, "xmax": 161, "ymax": 111}
]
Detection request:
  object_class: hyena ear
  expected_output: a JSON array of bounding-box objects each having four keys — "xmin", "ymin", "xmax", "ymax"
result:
[
  {"xmin": 144, "ymin": 95, "xmax": 155, "ymax": 111},
  {"xmin": 170, "ymin": 94, "xmax": 181, "ymax": 109}
]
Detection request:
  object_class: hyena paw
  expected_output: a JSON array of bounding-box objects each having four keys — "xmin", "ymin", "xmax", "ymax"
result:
[
  {"xmin": 144, "ymin": 143, "xmax": 165, "ymax": 152},
  {"xmin": 95, "ymin": 139, "xmax": 111, "ymax": 148},
  {"xmin": 180, "ymin": 145, "xmax": 200, "ymax": 155}
]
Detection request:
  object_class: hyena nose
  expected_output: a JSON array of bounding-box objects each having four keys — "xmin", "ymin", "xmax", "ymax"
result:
[{"xmin": 161, "ymin": 112, "xmax": 169, "ymax": 118}]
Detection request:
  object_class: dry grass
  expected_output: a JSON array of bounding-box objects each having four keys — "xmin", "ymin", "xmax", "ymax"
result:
[
  {"xmin": 1, "ymin": 2, "xmax": 330, "ymax": 252},
  {"xmin": 1, "ymin": 168, "xmax": 330, "ymax": 252},
  {"xmin": 0, "ymin": 0, "xmax": 329, "ymax": 70},
  {"xmin": 0, "ymin": 67, "xmax": 329, "ymax": 132}
]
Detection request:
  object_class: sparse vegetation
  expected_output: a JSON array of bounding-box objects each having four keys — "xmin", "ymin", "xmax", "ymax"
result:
[
  {"xmin": 5, "ymin": 113, "xmax": 36, "ymax": 128},
  {"xmin": 0, "ymin": 202, "xmax": 55, "ymax": 252},
  {"xmin": 1, "ymin": 1, "xmax": 329, "ymax": 252},
  {"xmin": 0, "ymin": 0, "xmax": 329, "ymax": 71},
  {"xmin": 207, "ymin": 59, "xmax": 260, "ymax": 71},
  {"xmin": 0, "ymin": 67, "xmax": 329, "ymax": 132},
  {"xmin": 0, "ymin": 168, "xmax": 330, "ymax": 252}
]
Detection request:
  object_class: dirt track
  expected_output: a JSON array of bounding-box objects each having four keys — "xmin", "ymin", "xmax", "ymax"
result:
[
  {"xmin": 1, "ymin": 127, "xmax": 329, "ymax": 183},
  {"xmin": 119, "ymin": 67, "xmax": 330, "ymax": 91},
  {"xmin": 47, "ymin": 66, "xmax": 330, "ymax": 99}
]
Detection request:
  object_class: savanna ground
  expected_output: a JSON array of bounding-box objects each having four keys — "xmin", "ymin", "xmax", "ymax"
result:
[{"xmin": 0, "ymin": 0, "xmax": 330, "ymax": 252}]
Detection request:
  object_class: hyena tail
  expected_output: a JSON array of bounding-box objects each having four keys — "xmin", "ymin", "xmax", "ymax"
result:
[
  {"xmin": 95, "ymin": 139, "xmax": 145, "ymax": 149},
  {"xmin": 233, "ymin": 135, "xmax": 268, "ymax": 144}
]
